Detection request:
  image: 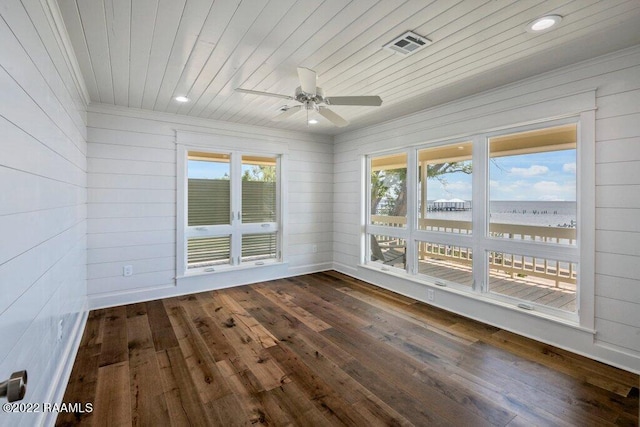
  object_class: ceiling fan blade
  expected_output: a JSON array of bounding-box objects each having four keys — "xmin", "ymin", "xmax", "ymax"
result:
[
  {"xmin": 325, "ymin": 95, "xmax": 382, "ymax": 106},
  {"xmin": 272, "ymin": 105, "xmax": 302, "ymax": 121},
  {"xmin": 318, "ymin": 107, "xmax": 349, "ymax": 127},
  {"xmin": 235, "ymin": 88, "xmax": 293, "ymax": 100},
  {"xmin": 297, "ymin": 67, "xmax": 317, "ymax": 96}
]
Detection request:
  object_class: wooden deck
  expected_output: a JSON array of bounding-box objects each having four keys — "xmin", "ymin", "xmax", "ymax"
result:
[
  {"xmin": 57, "ymin": 271, "xmax": 638, "ymax": 426},
  {"xmin": 418, "ymin": 258, "xmax": 577, "ymax": 312}
]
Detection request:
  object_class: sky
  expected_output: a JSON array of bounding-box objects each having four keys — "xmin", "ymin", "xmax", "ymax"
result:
[
  {"xmin": 191, "ymin": 149, "xmax": 578, "ymax": 203},
  {"xmin": 426, "ymin": 149, "xmax": 577, "ymax": 202},
  {"xmin": 188, "ymin": 160, "xmax": 229, "ymax": 179}
]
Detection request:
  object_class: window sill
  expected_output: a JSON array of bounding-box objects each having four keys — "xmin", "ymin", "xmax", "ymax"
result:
[
  {"xmin": 178, "ymin": 259, "xmax": 286, "ymax": 279},
  {"xmin": 358, "ymin": 263, "xmax": 594, "ymax": 335},
  {"xmin": 176, "ymin": 260, "xmax": 290, "ymax": 291}
]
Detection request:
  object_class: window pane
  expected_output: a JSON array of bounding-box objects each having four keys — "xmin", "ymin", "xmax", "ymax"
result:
[
  {"xmin": 418, "ymin": 142, "xmax": 472, "ymax": 234},
  {"xmin": 416, "ymin": 242, "xmax": 473, "ymax": 287},
  {"xmin": 488, "ymin": 251, "xmax": 577, "ymax": 312},
  {"xmin": 369, "ymin": 234, "xmax": 406, "ymax": 269},
  {"xmin": 188, "ymin": 152, "xmax": 230, "ymax": 226},
  {"xmin": 489, "ymin": 124, "xmax": 577, "ymax": 245},
  {"xmin": 187, "ymin": 236, "xmax": 230, "ymax": 268},
  {"xmin": 370, "ymin": 153, "xmax": 407, "ymax": 227},
  {"xmin": 242, "ymin": 233, "xmax": 277, "ymax": 262},
  {"xmin": 242, "ymin": 156, "xmax": 277, "ymax": 223}
]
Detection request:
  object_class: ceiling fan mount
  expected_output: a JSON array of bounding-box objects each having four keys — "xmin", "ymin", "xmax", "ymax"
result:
[{"xmin": 235, "ymin": 67, "xmax": 382, "ymax": 127}]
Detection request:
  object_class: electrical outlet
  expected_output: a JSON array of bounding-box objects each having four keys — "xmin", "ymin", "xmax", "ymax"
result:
[
  {"xmin": 312, "ymin": 245, "xmax": 318, "ymax": 253},
  {"xmin": 57, "ymin": 319, "xmax": 63, "ymax": 342},
  {"xmin": 427, "ymin": 289, "xmax": 435, "ymax": 302},
  {"xmin": 123, "ymin": 265, "xmax": 133, "ymax": 277}
]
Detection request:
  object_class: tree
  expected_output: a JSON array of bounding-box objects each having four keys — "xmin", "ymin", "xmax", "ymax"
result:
[
  {"xmin": 371, "ymin": 169, "xmax": 405, "ymax": 215},
  {"xmin": 242, "ymin": 165, "xmax": 276, "ymax": 182},
  {"xmin": 371, "ymin": 161, "xmax": 472, "ymax": 216},
  {"xmin": 370, "ymin": 167, "xmax": 408, "ymax": 216},
  {"xmin": 427, "ymin": 162, "xmax": 472, "ymax": 183}
]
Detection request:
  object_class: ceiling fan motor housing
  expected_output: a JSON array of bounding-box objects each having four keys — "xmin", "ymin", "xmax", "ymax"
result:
[{"xmin": 295, "ymin": 86, "xmax": 324, "ymax": 105}]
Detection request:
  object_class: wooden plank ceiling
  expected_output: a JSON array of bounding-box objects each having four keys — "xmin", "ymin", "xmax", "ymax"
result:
[{"xmin": 57, "ymin": 0, "xmax": 640, "ymax": 134}]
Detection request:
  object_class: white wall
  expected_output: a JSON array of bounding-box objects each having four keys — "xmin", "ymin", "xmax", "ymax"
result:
[
  {"xmin": 334, "ymin": 45, "xmax": 640, "ymax": 374},
  {"xmin": 0, "ymin": 1, "xmax": 88, "ymax": 425},
  {"xmin": 86, "ymin": 104, "xmax": 333, "ymax": 308}
]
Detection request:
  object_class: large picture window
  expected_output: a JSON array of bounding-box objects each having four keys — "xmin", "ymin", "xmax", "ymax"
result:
[
  {"xmin": 182, "ymin": 150, "xmax": 281, "ymax": 273},
  {"xmin": 415, "ymin": 140, "xmax": 473, "ymax": 289},
  {"xmin": 365, "ymin": 119, "xmax": 586, "ymax": 322},
  {"xmin": 368, "ymin": 153, "xmax": 408, "ymax": 272},
  {"xmin": 486, "ymin": 125, "xmax": 578, "ymax": 310}
]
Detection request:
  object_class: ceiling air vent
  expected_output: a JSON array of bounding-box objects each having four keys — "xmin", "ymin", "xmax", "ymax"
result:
[{"xmin": 383, "ymin": 31, "xmax": 431, "ymax": 56}]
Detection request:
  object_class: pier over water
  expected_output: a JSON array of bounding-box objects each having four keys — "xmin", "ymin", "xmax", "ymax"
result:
[{"xmin": 428, "ymin": 198, "xmax": 471, "ymax": 211}]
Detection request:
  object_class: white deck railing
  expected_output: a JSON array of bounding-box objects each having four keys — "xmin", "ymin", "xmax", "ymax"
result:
[{"xmin": 371, "ymin": 215, "xmax": 577, "ymax": 286}]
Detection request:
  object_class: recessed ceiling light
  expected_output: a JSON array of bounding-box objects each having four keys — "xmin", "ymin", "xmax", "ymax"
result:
[
  {"xmin": 308, "ymin": 119, "xmax": 318, "ymax": 124},
  {"xmin": 526, "ymin": 15, "xmax": 562, "ymax": 33},
  {"xmin": 175, "ymin": 96, "xmax": 189, "ymax": 102}
]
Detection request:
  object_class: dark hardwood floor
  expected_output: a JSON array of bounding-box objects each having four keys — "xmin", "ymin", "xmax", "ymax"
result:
[{"xmin": 57, "ymin": 271, "xmax": 639, "ymax": 426}]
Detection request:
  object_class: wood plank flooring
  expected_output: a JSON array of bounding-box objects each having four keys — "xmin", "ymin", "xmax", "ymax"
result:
[{"xmin": 56, "ymin": 271, "xmax": 639, "ymax": 426}]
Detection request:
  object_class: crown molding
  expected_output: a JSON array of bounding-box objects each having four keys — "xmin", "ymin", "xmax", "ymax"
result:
[
  {"xmin": 87, "ymin": 103, "xmax": 334, "ymax": 144},
  {"xmin": 41, "ymin": 0, "xmax": 91, "ymax": 107}
]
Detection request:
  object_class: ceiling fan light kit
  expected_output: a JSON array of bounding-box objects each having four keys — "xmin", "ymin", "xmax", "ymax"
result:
[{"xmin": 235, "ymin": 67, "xmax": 382, "ymax": 127}]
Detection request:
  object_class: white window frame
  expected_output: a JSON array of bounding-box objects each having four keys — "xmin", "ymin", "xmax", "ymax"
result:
[
  {"xmin": 478, "ymin": 117, "xmax": 582, "ymax": 322},
  {"xmin": 413, "ymin": 137, "xmax": 475, "ymax": 292},
  {"xmin": 177, "ymin": 144, "xmax": 285, "ymax": 277},
  {"xmin": 365, "ymin": 149, "xmax": 411, "ymax": 275},
  {"xmin": 363, "ymin": 113, "xmax": 595, "ymax": 327}
]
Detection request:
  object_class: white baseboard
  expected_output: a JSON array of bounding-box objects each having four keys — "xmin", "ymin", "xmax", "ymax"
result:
[
  {"xmin": 88, "ymin": 262, "xmax": 334, "ymax": 310},
  {"xmin": 287, "ymin": 262, "xmax": 332, "ymax": 276},
  {"xmin": 332, "ymin": 262, "xmax": 358, "ymax": 276},
  {"xmin": 40, "ymin": 306, "xmax": 89, "ymax": 427}
]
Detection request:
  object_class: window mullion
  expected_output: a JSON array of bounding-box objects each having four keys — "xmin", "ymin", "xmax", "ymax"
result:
[
  {"xmin": 276, "ymin": 155, "xmax": 284, "ymax": 260},
  {"xmin": 363, "ymin": 155, "xmax": 371, "ymax": 265},
  {"xmin": 177, "ymin": 144, "xmax": 188, "ymax": 275},
  {"xmin": 230, "ymin": 152, "xmax": 242, "ymax": 264},
  {"xmin": 406, "ymin": 148, "xmax": 417, "ymax": 274},
  {"xmin": 472, "ymin": 134, "xmax": 488, "ymax": 293}
]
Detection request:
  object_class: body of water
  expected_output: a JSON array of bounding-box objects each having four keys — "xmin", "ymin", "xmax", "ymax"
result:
[{"xmin": 425, "ymin": 200, "xmax": 576, "ymax": 227}]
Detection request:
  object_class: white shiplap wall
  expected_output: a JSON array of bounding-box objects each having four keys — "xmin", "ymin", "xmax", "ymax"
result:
[
  {"xmin": 333, "ymin": 45, "xmax": 640, "ymax": 374},
  {"xmin": 0, "ymin": 0, "xmax": 88, "ymax": 425},
  {"xmin": 87, "ymin": 105, "xmax": 333, "ymax": 308}
]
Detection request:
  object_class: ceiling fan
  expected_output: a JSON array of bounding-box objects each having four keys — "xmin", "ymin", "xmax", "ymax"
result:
[{"xmin": 235, "ymin": 67, "xmax": 382, "ymax": 127}]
